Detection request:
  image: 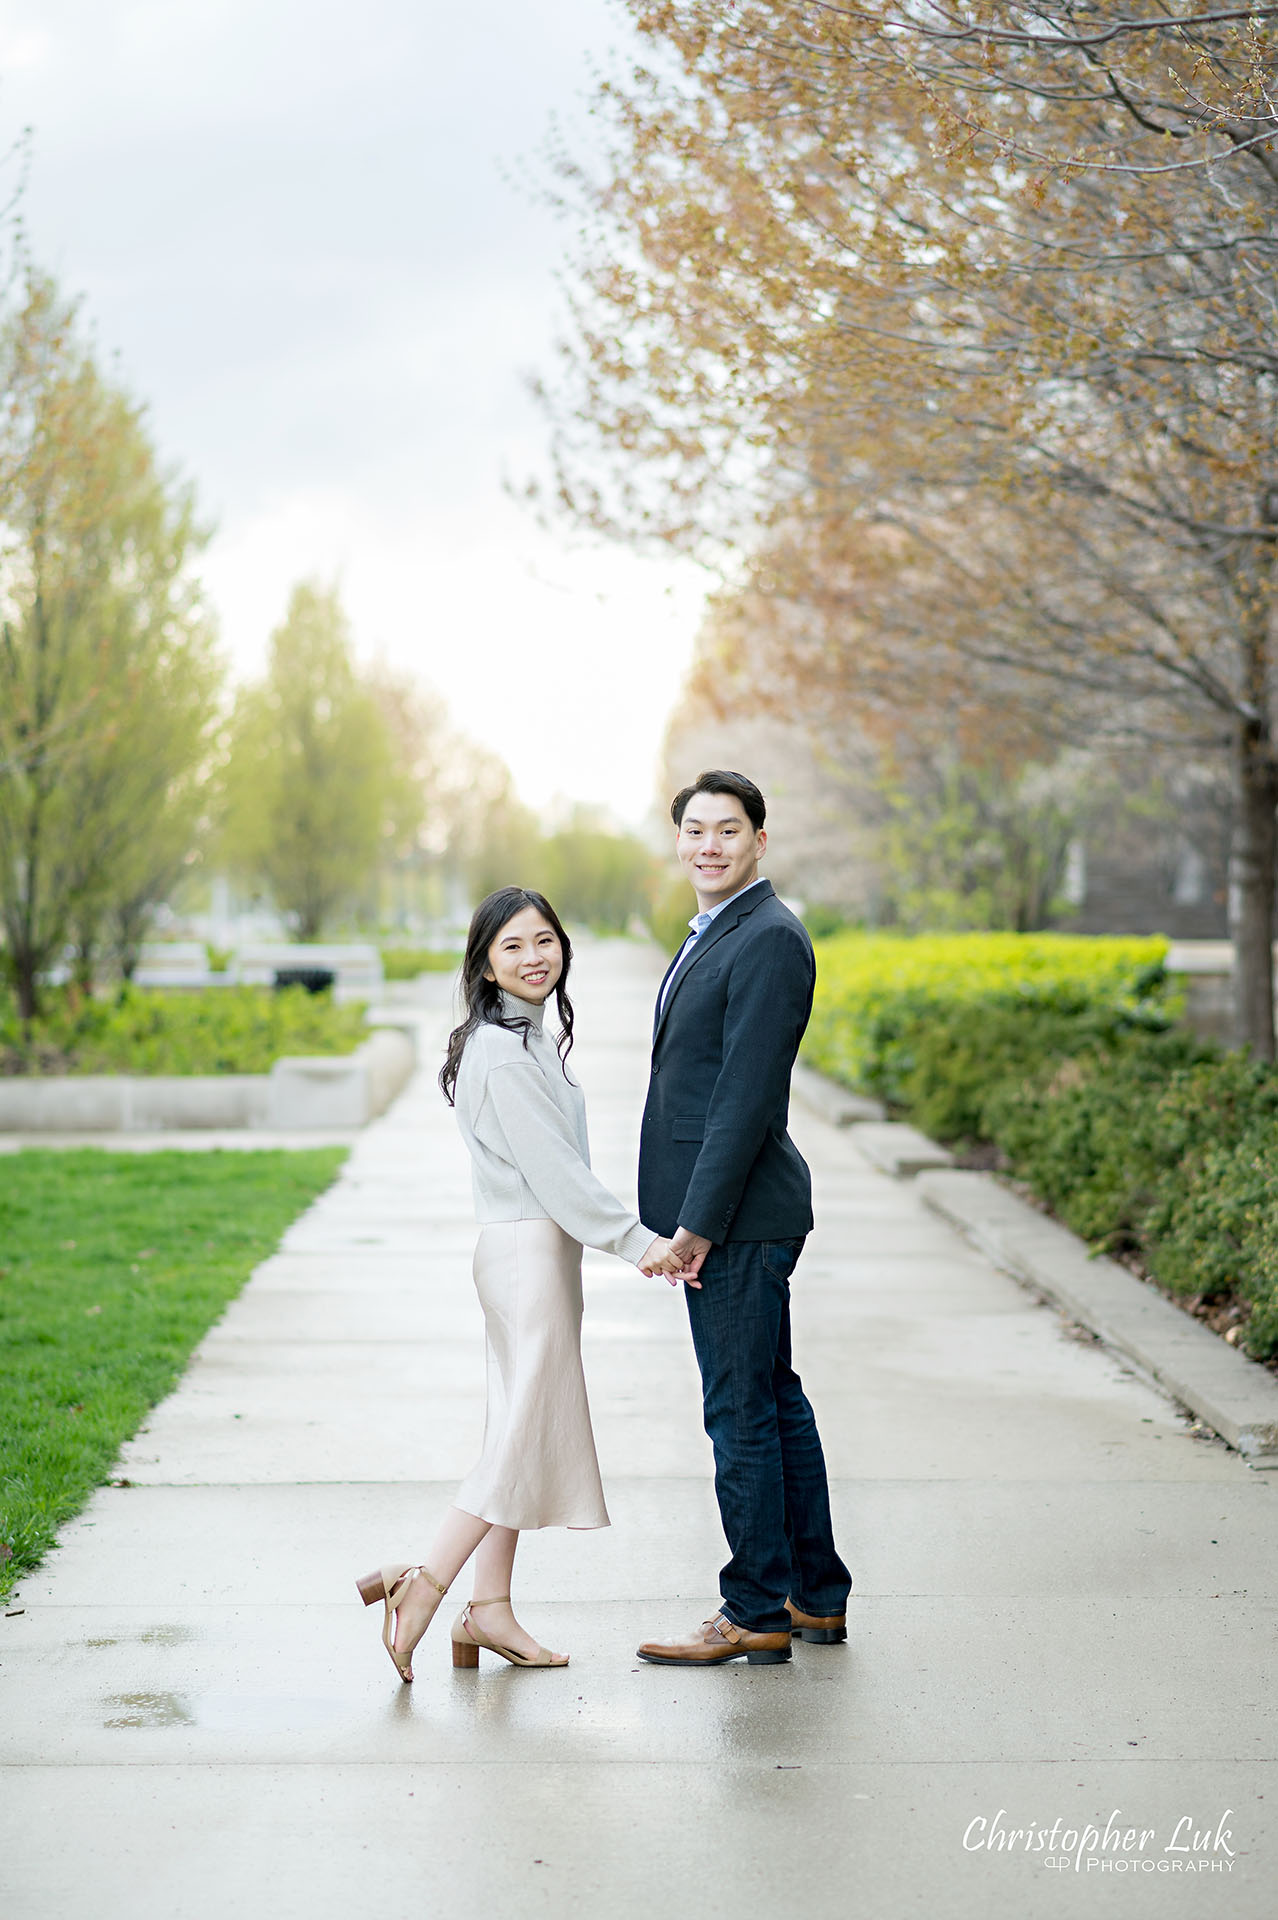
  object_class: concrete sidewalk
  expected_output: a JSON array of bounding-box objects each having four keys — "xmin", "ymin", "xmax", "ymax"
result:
[{"xmin": 3, "ymin": 940, "xmax": 1274, "ymax": 1918}]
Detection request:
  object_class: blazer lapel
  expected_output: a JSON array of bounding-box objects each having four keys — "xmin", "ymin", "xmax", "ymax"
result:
[
  {"xmin": 652, "ymin": 945, "xmax": 687, "ymax": 1044},
  {"xmin": 651, "ymin": 880, "xmax": 775, "ymax": 1047}
]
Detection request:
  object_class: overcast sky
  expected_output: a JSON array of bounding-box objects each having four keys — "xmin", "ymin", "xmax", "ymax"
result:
[{"xmin": 0, "ymin": 0, "xmax": 708, "ymax": 825}]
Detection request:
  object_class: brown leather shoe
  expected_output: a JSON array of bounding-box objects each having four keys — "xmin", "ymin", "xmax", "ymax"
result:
[
  {"xmin": 786, "ymin": 1599, "xmax": 848, "ymax": 1644},
  {"xmin": 637, "ymin": 1612, "xmax": 791, "ymax": 1666}
]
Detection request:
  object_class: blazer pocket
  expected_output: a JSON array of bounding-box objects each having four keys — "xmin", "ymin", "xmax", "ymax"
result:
[{"xmin": 672, "ymin": 1113, "xmax": 706, "ymax": 1143}]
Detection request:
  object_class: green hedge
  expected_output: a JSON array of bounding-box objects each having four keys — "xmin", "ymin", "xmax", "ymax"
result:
[
  {"xmin": 380, "ymin": 947, "xmax": 460, "ymax": 980},
  {"xmin": 988, "ymin": 1046, "xmax": 1278, "ymax": 1356},
  {"xmin": 0, "ymin": 983, "xmax": 369, "ymax": 1076},
  {"xmin": 648, "ymin": 876, "xmax": 697, "ymax": 955},
  {"xmin": 806, "ymin": 932, "xmax": 1278, "ymax": 1362},
  {"xmin": 804, "ymin": 931, "xmax": 1173, "ymax": 1108},
  {"xmin": 805, "ymin": 931, "xmax": 1176, "ymax": 1142}
]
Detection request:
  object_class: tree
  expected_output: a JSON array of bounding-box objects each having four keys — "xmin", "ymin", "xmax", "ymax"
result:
[
  {"xmin": 544, "ymin": 3, "xmax": 1278, "ymax": 1051},
  {"xmin": 428, "ymin": 737, "xmax": 543, "ymax": 907},
  {"xmin": 876, "ymin": 750, "xmax": 1090, "ymax": 933},
  {"xmin": 539, "ymin": 808, "xmax": 658, "ymax": 931},
  {"xmin": 364, "ymin": 662, "xmax": 448, "ymax": 929},
  {"xmin": 63, "ymin": 625, "xmax": 223, "ymax": 986},
  {"xmin": 0, "ymin": 272, "xmax": 221, "ymax": 1019},
  {"xmin": 664, "ymin": 595, "xmax": 1109, "ymax": 930},
  {"xmin": 218, "ymin": 582, "xmax": 392, "ymax": 939}
]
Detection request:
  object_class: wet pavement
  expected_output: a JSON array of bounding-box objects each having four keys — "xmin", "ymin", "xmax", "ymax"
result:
[{"xmin": 3, "ymin": 940, "xmax": 1274, "ymax": 1917}]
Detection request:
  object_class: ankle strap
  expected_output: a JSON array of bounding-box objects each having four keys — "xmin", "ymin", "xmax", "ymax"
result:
[
  {"xmin": 468, "ymin": 1594, "xmax": 510, "ymax": 1607},
  {"xmin": 412, "ymin": 1565, "xmax": 449, "ymax": 1598}
]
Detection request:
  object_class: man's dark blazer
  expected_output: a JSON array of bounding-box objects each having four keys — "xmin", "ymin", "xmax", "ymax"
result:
[{"xmin": 638, "ymin": 878, "xmax": 815, "ymax": 1244}]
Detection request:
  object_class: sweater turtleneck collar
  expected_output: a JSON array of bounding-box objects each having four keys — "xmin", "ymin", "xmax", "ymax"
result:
[{"xmin": 499, "ymin": 987, "xmax": 548, "ymax": 1031}]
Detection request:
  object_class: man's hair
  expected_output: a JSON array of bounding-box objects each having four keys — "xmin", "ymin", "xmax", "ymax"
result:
[{"xmin": 670, "ymin": 769, "xmax": 766, "ymax": 833}]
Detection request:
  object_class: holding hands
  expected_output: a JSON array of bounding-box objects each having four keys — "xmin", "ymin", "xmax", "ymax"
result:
[{"xmin": 638, "ymin": 1233, "xmax": 708, "ymax": 1288}]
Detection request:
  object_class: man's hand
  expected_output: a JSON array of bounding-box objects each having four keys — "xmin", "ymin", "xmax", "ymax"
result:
[
  {"xmin": 670, "ymin": 1227, "xmax": 712, "ymax": 1289},
  {"xmin": 638, "ymin": 1236, "xmax": 689, "ymax": 1279}
]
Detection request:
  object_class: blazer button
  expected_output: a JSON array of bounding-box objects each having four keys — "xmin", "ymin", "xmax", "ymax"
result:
[{"xmin": 651, "ymin": 1062, "xmax": 661, "ymax": 1074}]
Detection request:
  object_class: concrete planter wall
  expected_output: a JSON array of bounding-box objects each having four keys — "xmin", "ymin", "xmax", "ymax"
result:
[
  {"xmin": 1164, "ymin": 940, "xmax": 1265, "ymax": 1045},
  {"xmin": 0, "ymin": 1027, "xmax": 417, "ymax": 1133}
]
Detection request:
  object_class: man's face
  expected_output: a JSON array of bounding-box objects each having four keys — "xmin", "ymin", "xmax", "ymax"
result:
[{"xmin": 675, "ymin": 790, "xmax": 766, "ymax": 907}]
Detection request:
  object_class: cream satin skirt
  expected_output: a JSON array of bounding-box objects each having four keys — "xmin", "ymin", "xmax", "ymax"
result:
[{"xmin": 453, "ymin": 1217, "xmax": 610, "ymax": 1531}]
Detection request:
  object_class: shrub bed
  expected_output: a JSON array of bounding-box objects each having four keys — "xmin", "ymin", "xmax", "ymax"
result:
[
  {"xmin": 805, "ymin": 932, "xmax": 1278, "ymax": 1363},
  {"xmin": 804, "ymin": 931, "xmax": 1173, "ymax": 1110},
  {"xmin": 380, "ymin": 947, "xmax": 460, "ymax": 980},
  {"xmin": 0, "ymin": 983, "xmax": 369, "ymax": 1076}
]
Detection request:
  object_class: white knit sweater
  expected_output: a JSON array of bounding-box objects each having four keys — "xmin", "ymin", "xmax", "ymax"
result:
[{"xmin": 452, "ymin": 991, "xmax": 655, "ymax": 1263}]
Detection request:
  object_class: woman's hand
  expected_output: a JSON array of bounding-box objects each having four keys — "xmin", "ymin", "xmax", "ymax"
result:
[{"xmin": 638, "ymin": 1236, "xmax": 704, "ymax": 1288}]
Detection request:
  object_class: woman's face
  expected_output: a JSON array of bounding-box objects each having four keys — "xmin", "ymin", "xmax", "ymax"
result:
[{"xmin": 483, "ymin": 904, "xmax": 564, "ymax": 1004}]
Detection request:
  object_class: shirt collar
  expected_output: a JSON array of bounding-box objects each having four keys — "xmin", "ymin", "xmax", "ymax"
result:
[{"xmin": 687, "ymin": 875, "xmax": 768, "ymax": 935}]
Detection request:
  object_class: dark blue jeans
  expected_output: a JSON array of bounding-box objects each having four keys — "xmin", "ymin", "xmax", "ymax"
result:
[{"xmin": 684, "ymin": 1235, "xmax": 851, "ymax": 1633}]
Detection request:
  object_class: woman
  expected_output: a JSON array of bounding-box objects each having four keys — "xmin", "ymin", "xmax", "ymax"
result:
[{"xmin": 357, "ymin": 886, "xmax": 694, "ymax": 1680}]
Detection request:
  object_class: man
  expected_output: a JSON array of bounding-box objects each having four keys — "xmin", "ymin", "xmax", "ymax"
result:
[{"xmin": 635, "ymin": 770, "xmax": 851, "ymax": 1666}]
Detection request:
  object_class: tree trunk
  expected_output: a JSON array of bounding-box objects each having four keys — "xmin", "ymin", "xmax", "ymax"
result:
[
  {"xmin": 1228, "ymin": 712, "xmax": 1277, "ymax": 1059},
  {"xmin": 10, "ymin": 942, "xmax": 41, "ymax": 1027},
  {"xmin": 112, "ymin": 897, "xmax": 152, "ymax": 980},
  {"xmin": 3, "ymin": 887, "xmax": 46, "ymax": 1027},
  {"xmin": 70, "ymin": 926, "xmax": 98, "ymax": 995}
]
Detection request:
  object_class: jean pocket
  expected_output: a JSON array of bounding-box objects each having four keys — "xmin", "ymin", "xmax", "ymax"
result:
[{"xmin": 762, "ymin": 1237, "xmax": 804, "ymax": 1280}]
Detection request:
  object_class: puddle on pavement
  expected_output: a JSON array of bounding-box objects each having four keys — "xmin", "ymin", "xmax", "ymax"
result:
[
  {"xmin": 103, "ymin": 1691, "xmax": 195, "ymax": 1728},
  {"xmin": 82, "ymin": 1623, "xmax": 197, "ymax": 1651},
  {"xmin": 140, "ymin": 1624, "xmax": 197, "ymax": 1647},
  {"xmin": 101, "ymin": 1691, "xmax": 350, "ymax": 1733}
]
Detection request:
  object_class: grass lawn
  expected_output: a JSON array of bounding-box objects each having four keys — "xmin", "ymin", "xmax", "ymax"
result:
[{"xmin": 0, "ymin": 1146, "xmax": 347, "ymax": 1597}]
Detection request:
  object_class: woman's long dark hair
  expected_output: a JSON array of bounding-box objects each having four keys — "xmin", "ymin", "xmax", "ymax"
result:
[{"xmin": 439, "ymin": 887, "xmax": 575, "ymax": 1106}]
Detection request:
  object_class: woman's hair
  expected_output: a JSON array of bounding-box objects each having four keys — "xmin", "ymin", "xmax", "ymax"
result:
[{"xmin": 439, "ymin": 886, "xmax": 575, "ymax": 1106}]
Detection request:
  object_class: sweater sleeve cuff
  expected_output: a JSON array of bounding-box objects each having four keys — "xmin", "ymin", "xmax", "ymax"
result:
[{"xmin": 619, "ymin": 1220, "xmax": 657, "ymax": 1264}]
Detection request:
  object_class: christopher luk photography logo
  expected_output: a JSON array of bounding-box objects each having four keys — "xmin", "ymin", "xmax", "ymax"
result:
[{"xmin": 963, "ymin": 1807, "xmax": 1236, "ymax": 1874}]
